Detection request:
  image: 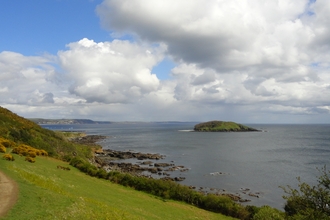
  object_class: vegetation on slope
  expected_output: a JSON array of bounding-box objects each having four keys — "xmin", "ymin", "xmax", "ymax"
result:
[
  {"xmin": 194, "ymin": 121, "xmax": 259, "ymax": 132},
  {"xmin": 0, "ymin": 153, "xmax": 232, "ymax": 220},
  {"xmin": 0, "ymin": 106, "xmax": 94, "ymax": 160}
]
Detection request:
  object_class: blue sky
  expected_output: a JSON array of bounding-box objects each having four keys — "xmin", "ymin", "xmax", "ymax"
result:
[
  {"xmin": 1, "ymin": 0, "xmax": 105, "ymax": 55},
  {"xmin": 1, "ymin": 0, "xmax": 330, "ymax": 123}
]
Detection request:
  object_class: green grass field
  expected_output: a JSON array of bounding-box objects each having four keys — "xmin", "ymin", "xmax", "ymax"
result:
[{"xmin": 0, "ymin": 152, "xmax": 236, "ymax": 220}]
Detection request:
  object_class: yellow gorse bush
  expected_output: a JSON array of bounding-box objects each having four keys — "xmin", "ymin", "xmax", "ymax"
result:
[
  {"xmin": 11, "ymin": 144, "xmax": 48, "ymax": 163},
  {"xmin": 25, "ymin": 156, "xmax": 36, "ymax": 163},
  {"xmin": 0, "ymin": 137, "xmax": 16, "ymax": 148},
  {"xmin": 12, "ymin": 144, "xmax": 48, "ymax": 157},
  {"xmin": 0, "ymin": 137, "xmax": 17, "ymax": 153},
  {"xmin": 2, "ymin": 153, "xmax": 15, "ymax": 161}
]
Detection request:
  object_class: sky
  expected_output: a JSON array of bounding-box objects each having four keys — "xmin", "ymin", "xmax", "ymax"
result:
[{"xmin": 0, "ymin": 0, "xmax": 330, "ymax": 123}]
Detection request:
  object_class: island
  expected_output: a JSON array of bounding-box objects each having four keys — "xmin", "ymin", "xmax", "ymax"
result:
[{"xmin": 194, "ymin": 120, "xmax": 260, "ymax": 132}]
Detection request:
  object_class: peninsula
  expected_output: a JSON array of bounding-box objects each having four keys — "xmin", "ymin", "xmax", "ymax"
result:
[{"xmin": 194, "ymin": 120, "xmax": 260, "ymax": 132}]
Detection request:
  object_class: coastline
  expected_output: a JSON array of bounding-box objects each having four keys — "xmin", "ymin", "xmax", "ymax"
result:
[{"xmin": 70, "ymin": 134, "xmax": 260, "ymax": 204}]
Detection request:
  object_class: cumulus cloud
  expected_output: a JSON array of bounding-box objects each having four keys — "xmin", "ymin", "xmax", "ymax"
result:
[
  {"xmin": 97, "ymin": 0, "xmax": 315, "ymax": 72},
  {"xmin": 0, "ymin": 51, "xmax": 66, "ymax": 106},
  {"xmin": 94, "ymin": 0, "xmax": 330, "ymax": 121},
  {"xmin": 58, "ymin": 38, "xmax": 164, "ymax": 103},
  {"xmin": 96, "ymin": 0, "xmax": 329, "ymax": 85}
]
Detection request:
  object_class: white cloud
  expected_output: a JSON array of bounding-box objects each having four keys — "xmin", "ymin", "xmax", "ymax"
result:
[
  {"xmin": 97, "ymin": 0, "xmax": 314, "ymax": 72},
  {"xmin": 0, "ymin": 51, "xmax": 69, "ymax": 105},
  {"xmin": 94, "ymin": 0, "xmax": 330, "ymax": 122},
  {"xmin": 58, "ymin": 38, "xmax": 164, "ymax": 103}
]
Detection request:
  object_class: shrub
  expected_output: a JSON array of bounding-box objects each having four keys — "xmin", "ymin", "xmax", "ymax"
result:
[
  {"xmin": 28, "ymin": 151, "xmax": 37, "ymax": 158},
  {"xmin": 12, "ymin": 144, "xmax": 48, "ymax": 158},
  {"xmin": 0, "ymin": 144, "xmax": 6, "ymax": 153},
  {"xmin": 25, "ymin": 156, "xmax": 36, "ymax": 163},
  {"xmin": 281, "ymin": 166, "xmax": 330, "ymax": 219},
  {"xmin": 20, "ymin": 150, "xmax": 29, "ymax": 156},
  {"xmin": 39, "ymin": 149, "xmax": 48, "ymax": 156},
  {"xmin": 252, "ymin": 206, "xmax": 284, "ymax": 220},
  {"xmin": 0, "ymin": 137, "xmax": 16, "ymax": 148},
  {"xmin": 2, "ymin": 153, "xmax": 14, "ymax": 161},
  {"xmin": 246, "ymin": 205, "xmax": 262, "ymax": 219}
]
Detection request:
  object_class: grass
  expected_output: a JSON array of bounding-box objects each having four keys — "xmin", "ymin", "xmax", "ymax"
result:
[{"xmin": 0, "ymin": 151, "xmax": 236, "ymax": 220}]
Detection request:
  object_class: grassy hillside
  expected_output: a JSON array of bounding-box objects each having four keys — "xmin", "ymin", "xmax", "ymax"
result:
[
  {"xmin": 194, "ymin": 121, "xmax": 259, "ymax": 132},
  {"xmin": 0, "ymin": 107, "xmax": 94, "ymax": 160},
  {"xmin": 0, "ymin": 151, "xmax": 234, "ymax": 220}
]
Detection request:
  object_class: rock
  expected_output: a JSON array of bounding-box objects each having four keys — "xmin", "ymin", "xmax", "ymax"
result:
[
  {"xmin": 154, "ymin": 163, "xmax": 173, "ymax": 167},
  {"xmin": 248, "ymin": 193, "xmax": 259, "ymax": 198},
  {"xmin": 174, "ymin": 177, "xmax": 186, "ymax": 181},
  {"xmin": 239, "ymin": 199, "xmax": 251, "ymax": 203},
  {"xmin": 101, "ymin": 149, "xmax": 165, "ymax": 161}
]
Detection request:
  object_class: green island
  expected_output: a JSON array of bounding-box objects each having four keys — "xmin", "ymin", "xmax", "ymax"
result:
[
  {"xmin": 194, "ymin": 121, "xmax": 260, "ymax": 132},
  {"xmin": 1, "ymin": 106, "xmax": 329, "ymax": 219}
]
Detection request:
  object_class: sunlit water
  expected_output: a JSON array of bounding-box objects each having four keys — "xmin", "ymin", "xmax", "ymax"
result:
[{"xmin": 43, "ymin": 123, "xmax": 330, "ymax": 209}]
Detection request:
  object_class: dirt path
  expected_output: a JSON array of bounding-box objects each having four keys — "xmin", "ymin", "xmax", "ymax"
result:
[{"xmin": 0, "ymin": 170, "xmax": 18, "ymax": 218}]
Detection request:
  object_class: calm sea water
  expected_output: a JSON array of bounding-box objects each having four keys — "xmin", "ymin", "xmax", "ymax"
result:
[{"xmin": 43, "ymin": 123, "xmax": 330, "ymax": 209}]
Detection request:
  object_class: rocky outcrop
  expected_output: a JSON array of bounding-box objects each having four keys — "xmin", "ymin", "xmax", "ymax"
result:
[
  {"xmin": 95, "ymin": 149, "xmax": 189, "ymax": 181},
  {"xmin": 96, "ymin": 149, "xmax": 165, "ymax": 160}
]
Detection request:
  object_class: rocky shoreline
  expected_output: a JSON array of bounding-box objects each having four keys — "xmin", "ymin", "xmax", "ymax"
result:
[
  {"xmin": 68, "ymin": 134, "xmax": 108, "ymax": 146},
  {"xmin": 94, "ymin": 149, "xmax": 188, "ymax": 182},
  {"xmin": 70, "ymin": 134, "xmax": 261, "ymax": 203}
]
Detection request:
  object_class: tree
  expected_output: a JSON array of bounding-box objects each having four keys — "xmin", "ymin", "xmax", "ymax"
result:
[{"xmin": 281, "ymin": 166, "xmax": 330, "ymax": 219}]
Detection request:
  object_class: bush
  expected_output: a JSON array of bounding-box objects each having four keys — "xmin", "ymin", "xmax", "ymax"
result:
[
  {"xmin": 281, "ymin": 166, "xmax": 330, "ymax": 219},
  {"xmin": 25, "ymin": 156, "xmax": 36, "ymax": 163},
  {"xmin": 0, "ymin": 144, "xmax": 6, "ymax": 153},
  {"xmin": 39, "ymin": 149, "xmax": 48, "ymax": 156},
  {"xmin": 2, "ymin": 153, "xmax": 14, "ymax": 161},
  {"xmin": 252, "ymin": 206, "xmax": 284, "ymax": 220},
  {"xmin": 0, "ymin": 137, "xmax": 16, "ymax": 148},
  {"xmin": 28, "ymin": 151, "xmax": 37, "ymax": 158},
  {"xmin": 12, "ymin": 144, "xmax": 48, "ymax": 158}
]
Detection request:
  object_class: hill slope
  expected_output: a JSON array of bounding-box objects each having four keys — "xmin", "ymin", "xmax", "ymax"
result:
[
  {"xmin": 0, "ymin": 152, "xmax": 232, "ymax": 220},
  {"xmin": 0, "ymin": 106, "xmax": 93, "ymax": 159}
]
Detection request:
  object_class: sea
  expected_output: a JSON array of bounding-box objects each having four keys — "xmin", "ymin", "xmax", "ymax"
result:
[{"xmin": 42, "ymin": 123, "xmax": 330, "ymax": 210}]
